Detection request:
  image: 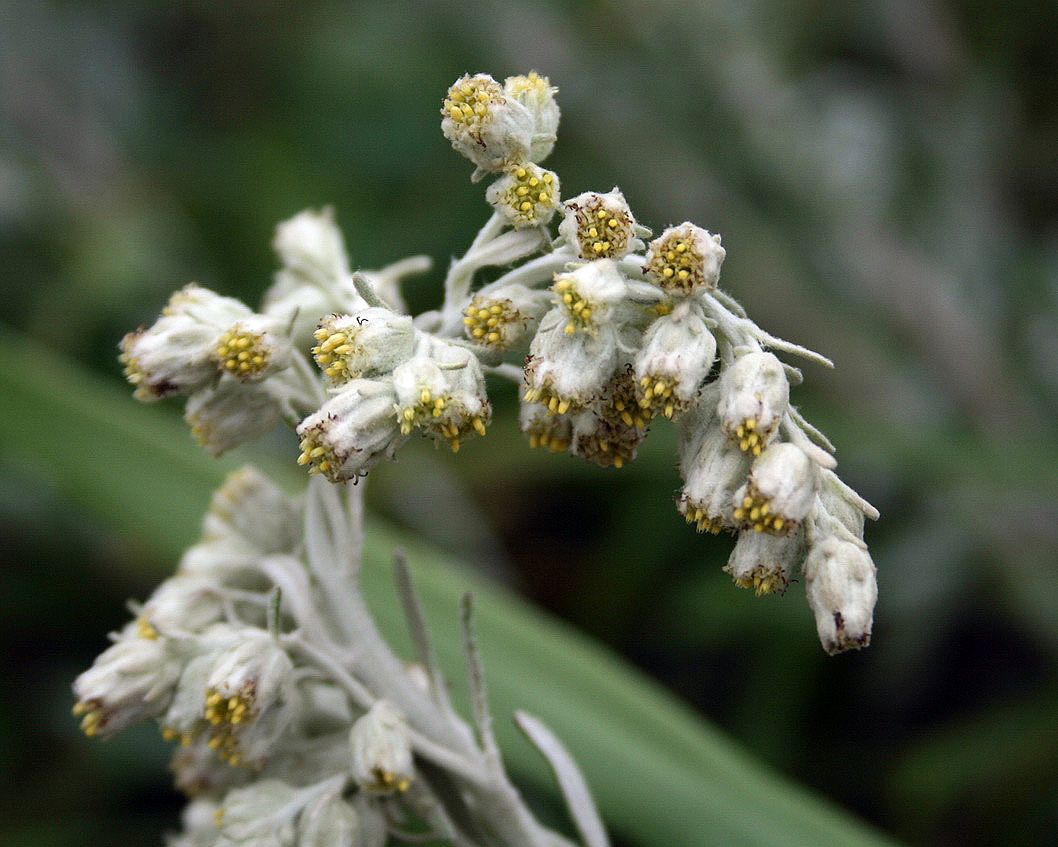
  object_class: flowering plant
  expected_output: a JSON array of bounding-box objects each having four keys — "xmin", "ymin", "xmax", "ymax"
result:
[{"xmin": 75, "ymin": 70, "xmax": 878, "ymax": 847}]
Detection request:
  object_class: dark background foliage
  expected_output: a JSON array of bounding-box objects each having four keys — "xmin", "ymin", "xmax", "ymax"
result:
[{"xmin": 3, "ymin": 1, "xmax": 1058, "ymax": 845}]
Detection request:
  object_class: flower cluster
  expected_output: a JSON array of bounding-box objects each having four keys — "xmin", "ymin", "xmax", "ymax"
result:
[
  {"xmin": 74, "ymin": 467, "xmax": 458, "ymax": 846},
  {"xmin": 80, "ymin": 68, "xmax": 882, "ymax": 847}
]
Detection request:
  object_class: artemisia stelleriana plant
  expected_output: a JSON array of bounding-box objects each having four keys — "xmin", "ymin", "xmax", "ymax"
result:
[{"xmin": 74, "ymin": 70, "xmax": 878, "ymax": 847}]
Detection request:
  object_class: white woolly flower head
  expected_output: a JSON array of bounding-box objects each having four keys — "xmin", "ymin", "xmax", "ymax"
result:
[
  {"xmin": 559, "ymin": 188, "xmax": 638, "ymax": 260},
  {"xmin": 184, "ymin": 377, "xmax": 286, "ymax": 457},
  {"xmin": 676, "ymin": 389, "xmax": 752, "ymax": 534},
  {"xmin": 167, "ymin": 798, "xmax": 226, "ymax": 847},
  {"xmin": 349, "ymin": 701, "xmax": 414, "ymax": 795},
  {"xmin": 298, "ymin": 793, "xmax": 361, "ymax": 847},
  {"xmin": 441, "ymin": 73, "xmax": 535, "ymax": 174},
  {"xmin": 296, "ymin": 380, "xmax": 407, "ymax": 483},
  {"xmin": 804, "ymin": 536, "xmax": 877, "ymax": 655},
  {"xmin": 215, "ymin": 779, "xmax": 301, "ymax": 843},
  {"xmin": 73, "ymin": 629, "xmax": 183, "ymax": 738},
  {"xmin": 271, "ymin": 206, "xmax": 351, "ymax": 290},
  {"xmin": 724, "ymin": 529, "xmax": 804, "ymax": 595},
  {"xmin": 391, "ymin": 340, "xmax": 491, "ymax": 451},
  {"xmin": 550, "ymin": 258, "xmax": 630, "ymax": 335},
  {"xmin": 204, "ymin": 629, "xmax": 297, "ymax": 766},
  {"xmin": 732, "ymin": 442, "xmax": 816, "ymax": 535},
  {"xmin": 463, "ymin": 283, "xmax": 553, "ymax": 351},
  {"xmin": 200, "ymin": 466, "xmax": 301, "ymax": 557},
  {"xmin": 717, "ymin": 350, "xmax": 790, "ymax": 455},
  {"xmin": 645, "ymin": 223, "xmax": 726, "ymax": 294},
  {"xmin": 160, "ymin": 625, "xmax": 243, "ymax": 747},
  {"xmin": 486, "ymin": 162, "xmax": 561, "ymax": 229},
  {"xmin": 524, "ymin": 309, "xmax": 622, "ymax": 415},
  {"xmin": 137, "ymin": 576, "xmax": 225, "ymax": 637},
  {"xmin": 120, "ymin": 284, "xmax": 251, "ymax": 401},
  {"xmin": 177, "ymin": 537, "xmax": 264, "ymax": 589},
  {"xmin": 633, "ymin": 299, "xmax": 717, "ymax": 419},
  {"xmin": 312, "ymin": 308, "xmax": 417, "ymax": 386},
  {"xmin": 504, "ymin": 71, "xmax": 560, "ymax": 162}
]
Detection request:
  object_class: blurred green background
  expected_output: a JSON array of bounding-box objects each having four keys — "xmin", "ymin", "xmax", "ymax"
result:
[{"xmin": 3, "ymin": 1, "xmax": 1058, "ymax": 845}]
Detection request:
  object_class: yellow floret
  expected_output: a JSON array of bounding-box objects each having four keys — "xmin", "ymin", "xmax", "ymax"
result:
[
  {"xmin": 214, "ymin": 327, "xmax": 271, "ymax": 380},
  {"xmin": 732, "ymin": 486, "xmax": 790, "ymax": 535}
]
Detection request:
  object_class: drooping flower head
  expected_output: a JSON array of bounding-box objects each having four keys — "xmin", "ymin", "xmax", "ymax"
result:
[
  {"xmin": 804, "ymin": 536, "xmax": 877, "ymax": 654},
  {"xmin": 724, "ymin": 529, "xmax": 804, "ymax": 595},
  {"xmin": 204, "ymin": 630, "xmax": 297, "ymax": 766},
  {"xmin": 120, "ymin": 284, "xmax": 252, "ymax": 401},
  {"xmin": 717, "ymin": 351, "xmax": 790, "ymax": 456},
  {"xmin": 391, "ymin": 340, "xmax": 491, "ymax": 452},
  {"xmin": 296, "ymin": 380, "xmax": 408, "ymax": 482},
  {"xmin": 732, "ymin": 442, "xmax": 816, "ymax": 536},
  {"xmin": 73, "ymin": 627, "xmax": 183, "ymax": 738},
  {"xmin": 633, "ymin": 299, "xmax": 717, "ymax": 420}
]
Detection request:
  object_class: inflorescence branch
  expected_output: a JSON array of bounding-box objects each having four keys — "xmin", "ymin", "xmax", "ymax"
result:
[{"xmin": 76, "ymin": 69, "xmax": 878, "ymax": 847}]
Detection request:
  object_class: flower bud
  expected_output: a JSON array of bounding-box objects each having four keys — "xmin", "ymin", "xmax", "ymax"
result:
[
  {"xmin": 167, "ymin": 798, "xmax": 226, "ymax": 847},
  {"xmin": 120, "ymin": 284, "xmax": 252, "ymax": 401},
  {"xmin": 201, "ymin": 466, "xmax": 301, "ymax": 557},
  {"xmin": 634, "ymin": 299, "xmax": 717, "ymax": 419},
  {"xmin": 391, "ymin": 341, "xmax": 491, "ymax": 451},
  {"xmin": 213, "ymin": 315, "xmax": 293, "ymax": 382},
  {"xmin": 185, "ymin": 377, "xmax": 285, "ymax": 457},
  {"xmin": 73, "ymin": 632, "xmax": 183, "ymax": 738},
  {"xmin": 724, "ymin": 529, "xmax": 804, "ymax": 595},
  {"xmin": 161, "ymin": 656, "xmax": 212, "ymax": 748},
  {"xmin": 504, "ymin": 71, "xmax": 560, "ymax": 162},
  {"xmin": 804, "ymin": 536, "xmax": 877, "ymax": 654},
  {"xmin": 272, "ymin": 207, "xmax": 351, "ymax": 291},
  {"xmin": 645, "ymin": 223, "xmax": 726, "ymax": 294},
  {"xmin": 732, "ymin": 442, "xmax": 816, "ymax": 535},
  {"xmin": 349, "ymin": 701, "xmax": 414, "ymax": 795},
  {"xmin": 296, "ymin": 380, "xmax": 408, "ymax": 482},
  {"xmin": 139, "ymin": 576, "xmax": 224, "ymax": 636},
  {"xmin": 463, "ymin": 283, "xmax": 553, "ymax": 350},
  {"xmin": 262, "ymin": 281, "xmax": 340, "ymax": 351},
  {"xmin": 353, "ymin": 793, "xmax": 389, "ymax": 847},
  {"xmin": 486, "ymin": 162, "xmax": 561, "ymax": 228},
  {"xmin": 312, "ymin": 308, "xmax": 417, "ymax": 386},
  {"xmin": 216, "ymin": 780, "xmax": 300, "ymax": 844},
  {"xmin": 298, "ymin": 793, "xmax": 360, "ymax": 847},
  {"xmin": 441, "ymin": 74, "xmax": 535, "ymax": 173},
  {"xmin": 178, "ymin": 539, "xmax": 263, "ymax": 591},
  {"xmin": 559, "ymin": 189, "xmax": 638, "ymax": 260},
  {"xmin": 550, "ymin": 259, "xmax": 630, "ymax": 336},
  {"xmin": 205, "ymin": 630, "xmax": 296, "ymax": 766},
  {"xmin": 520, "ymin": 400, "xmax": 572, "ymax": 453},
  {"xmin": 717, "ymin": 351, "xmax": 789, "ymax": 455}
]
